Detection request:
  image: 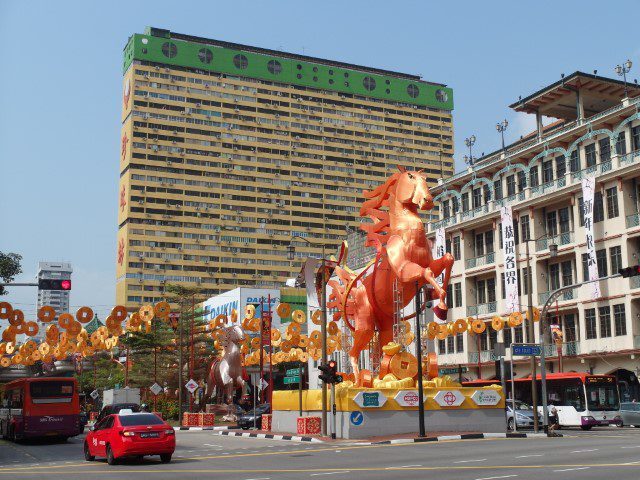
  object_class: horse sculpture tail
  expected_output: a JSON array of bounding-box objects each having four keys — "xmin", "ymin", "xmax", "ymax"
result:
[{"xmin": 327, "ymin": 266, "xmax": 356, "ymax": 331}]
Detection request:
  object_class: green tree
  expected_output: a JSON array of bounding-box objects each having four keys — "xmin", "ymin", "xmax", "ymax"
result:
[{"xmin": 0, "ymin": 252, "xmax": 22, "ymax": 295}]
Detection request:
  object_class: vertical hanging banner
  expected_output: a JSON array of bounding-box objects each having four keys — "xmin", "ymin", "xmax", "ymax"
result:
[
  {"xmin": 581, "ymin": 177, "xmax": 601, "ymax": 299},
  {"xmin": 500, "ymin": 206, "xmax": 519, "ymax": 312},
  {"xmin": 431, "ymin": 227, "xmax": 446, "ymax": 322}
]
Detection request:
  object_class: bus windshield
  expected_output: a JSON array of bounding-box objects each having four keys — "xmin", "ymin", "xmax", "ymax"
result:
[
  {"xmin": 586, "ymin": 384, "xmax": 619, "ymax": 411},
  {"xmin": 29, "ymin": 381, "xmax": 74, "ymax": 404}
]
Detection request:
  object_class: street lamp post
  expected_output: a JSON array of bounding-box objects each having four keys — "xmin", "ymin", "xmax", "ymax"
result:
[
  {"xmin": 522, "ymin": 233, "xmax": 557, "ymax": 433},
  {"xmin": 287, "ymin": 236, "xmax": 328, "ymax": 436},
  {"xmin": 496, "ymin": 120, "xmax": 508, "ymax": 151},
  {"xmin": 615, "ymin": 60, "xmax": 633, "ymax": 98},
  {"xmin": 464, "ymin": 135, "xmax": 476, "ymax": 168},
  {"xmin": 414, "ymin": 282, "xmax": 426, "ymax": 437}
]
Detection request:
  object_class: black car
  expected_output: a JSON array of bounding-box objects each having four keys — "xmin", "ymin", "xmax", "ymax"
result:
[
  {"xmin": 95, "ymin": 403, "xmax": 141, "ymax": 423},
  {"xmin": 237, "ymin": 403, "xmax": 270, "ymax": 430}
]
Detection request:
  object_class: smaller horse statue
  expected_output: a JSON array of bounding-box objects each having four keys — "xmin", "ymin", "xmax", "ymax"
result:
[{"xmin": 204, "ymin": 324, "xmax": 245, "ymax": 405}]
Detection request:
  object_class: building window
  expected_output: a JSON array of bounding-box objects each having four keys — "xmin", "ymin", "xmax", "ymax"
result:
[
  {"xmin": 475, "ymin": 233, "xmax": 484, "ymax": 257},
  {"xmin": 447, "ymin": 335, "xmax": 454, "ymax": 353},
  {"xmin": 520, "ymin": 214, "xmax": 530, "ymax": 241},
  {"xmin": 556, "ymin": 156, "xmax": 566, "ymax": 177},
  {"xmin": 267, "ymin": 60, "xmax": 282, "ymax": 75},
  {"xmin": 161, "ymin": 42, "xmax": 178, "ymax": 58},
  {"xmin": 483, "ymin": 184, "xmax": 492, "ymax": 202},
  {"xmin": 599, "ymin": 306, "xmax": 612, "ymax": 338},
  {"xmin": 476, "ymin": 279, "xmax": 486, "ymax": 304},
  {"xmin": 453, "ymin": 236, "xmax": 461, "ymax": 260},
  {"xmin": 471, "ymin": 188, "xmax": 481, "ymax": 209},
  {"xmin": 514, "ymin": 324, "xmax": 524, "ymax": 343},
  {"xmin": 633, "ymin": 125, "xmax": 640, "ymax": 151},
  {"xmin": 594, "ymin": 192, "xmax": 604, "ymax": 223},
  {"xmin": 570, "ymin": 150, "xmax": 580, "ymax": 172},
  {"xmin": 454, "ymin": 282, "xmax": 462, "ymax": 307},
  {"xmin": 549, "ymin": 263, "xmax": 561, "ymax": 291},
  {"xmin": 518, "ymin": 171, "xmax": 526, "ymax": 191},
  {"xmin": 546, "ymin": 210, "xmax": 558, "ymax": 236},
  {"xmin": 446, "ymin": 285, "xmax": 453, "ymax": 309},
  {"xmin": 561, "ymin": 260, "xmax": 573, "ymax": 286},
  {"xmin": 461, "ymin": 192, "xmax": 469, "ymax": 212},
  {"xmin": 529, "ymin": 166, "xmax": 539, "ymax": 187},
  {"xmin": 599, "ymin": 137, "xmax": 611, "ymax": 163},
  {"xmin": 197, "ymin": 48, "xmax": 213, "ymax": 64},
  {"xmin": 443, "ymin": 201, "xmax": 450, "ymax": 219},
  {"xmin": 564, "ymin": 314, "xmax": 577, "ymax": 341},
  {"xmin": 559, "ymin": 207, "xmax": 570, "ymax": 234},
  {"xmin": 438, "ymin": 339, "xmax": 446, "ymax": 354},
  {"xmin": 506, "ymin": 175, "xmax": 516, "ymax": 196},
  {"xmin": 233, "ymin": 54, "xmax": 249, "ymax": 69},
  {"xmin": 578, "ymin": 197, "xmax": 585, "ymax": 226},
  {"xmin": 363, "ymin": 77, "xmax": 376, "ymax": 91},
  {"xmin": 521, "ymin": 267, "xmax": 530, "ymax": 296},
  {"xmin": 455, "ymin": 333, "xmax": 464, "ymax": 352},
  {"xmin": 585, "ymin": 143, "xmax": 597, "ymax": 167},
  {"xmin": 581, "ymin": 253, "xmax": 588, "ymax": 281},
  {"xmin": 504, "ymin": 327, "xmax": 512, "ymax": 347},
  {"xmin": 487, "ymin": 277, "xmax": 496, "ymax": 303},
  {"xmin": 407, "ymin": 84, "xmax": 420, "ymax": 98},
  {"xmin": 485, "ymin": 230, "xmax": 494, "ymax": 254},
  {"xmin": 609, "ymin": 246, "xmax": 622, "ymax": 276},
  {"xmin": 501, "ymin": 273, "xmax": 506, "ymax": 300},
  {"xmin": 606, "ymin": 186, "xmax": 619, "ymax": 218},
  {"xmin": 494, "ymin": 180, "xmax": 503, "ymax": 200},
  {"xmin": 596, "ymin": 249, "xmax": 608, "ymax": 277},
  {"xmin": 543, "ymin": 160, "xmax": 554, "ymax": 183},
  {"xmin": 585, "ymin": 308, "xmax": 597, "ymax": 339},
  {"xmin": 614, "ymin": 304, "xmax": 627, "ymax": 336},
  {"xmin": 616, "ymin": 132, "xmax": 627, "ymax": 155},
  {"xmin": 480, "ymin": 329, "xmax": 488, "ymax": 351}
]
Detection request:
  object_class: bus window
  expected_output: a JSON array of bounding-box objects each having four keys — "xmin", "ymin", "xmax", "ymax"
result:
[
  {"xmin": 586, "ymin": 384, "xmax": 619, "ymax": 411},
  {"xmin": 29, "ymin": 381, "xmax": 74, "ymax": 403},
  {"xmin": 565, "ymin": 385, "xmax": 585, "ymax": 411},
  {"xmin": 7, "ymin": 389, "xmax": 22, "ymax": 409}
]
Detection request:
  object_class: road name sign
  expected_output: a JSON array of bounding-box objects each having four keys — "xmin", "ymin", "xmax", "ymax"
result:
[
  {"xmin": 438, "ymin": 366, "xmax": 468, "ymax": 375},
  {"xmin": 286, "ymin": 368, "xmax": 301, "ymax": 376},
  {"xmin": 284, "ymin": 375, "xmax": 300, "ymax": 385},
  {"xmin": 511, "ymin": 344, "xmax": 541, "ymax": 356}
]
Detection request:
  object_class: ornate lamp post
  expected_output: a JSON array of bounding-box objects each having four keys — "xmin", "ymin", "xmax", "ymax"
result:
[
  {"xmin": 615, "ymin": 60, "xmax": 633, "ymax": 97},
  {"xmin": 496, "ymin": 120, "xmax": 509, "ymax": 151},
  {"xmin": 464, "ymin": 135, "xmax": 476, "ymax": 166}
]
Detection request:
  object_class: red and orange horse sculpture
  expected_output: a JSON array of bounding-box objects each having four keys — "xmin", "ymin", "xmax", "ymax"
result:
[{"xmin": 328, "ymin": 166, "xmax": 454, "ymax": 378}]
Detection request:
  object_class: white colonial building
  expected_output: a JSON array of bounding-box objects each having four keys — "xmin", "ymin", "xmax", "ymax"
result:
[{"xmin": 428, "ymin": 72, "xmax": 640, "ymax": 401}]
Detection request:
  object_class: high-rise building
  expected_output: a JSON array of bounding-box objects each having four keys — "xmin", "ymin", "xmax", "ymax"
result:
[
  {"xmin": 428, "ymin": 72, "xmax": 640, "ymax": 401},
  {"xmin": 117, "ymin": 27, "xmax": 454, "ymax": 309},
  {"xmin": 36, "ymin": 262, "xmax": 72, "ymax": 340}
]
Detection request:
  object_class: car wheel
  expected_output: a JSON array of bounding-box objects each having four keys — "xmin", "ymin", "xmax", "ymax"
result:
[
  {"xmin": 106, "ymin": 445, "xmax": 117, "ymax": 465},
  {"xmin": 507, "ymin": 418, "xmax": 514, "ymax": 431},
  {"xmin": 84, "ymin": 442, "xmax": 95, "ymax": 461},
  {"xmin": 580, "ymin": 425, "xmax": 592, "ymax": 431},
  {"xmin": 616, "ymin": 421, "xmax": 624, "ymax": 428},
  {"xmin": 160, "ymin": 454, "xmax": 172, "ymax": 463}
]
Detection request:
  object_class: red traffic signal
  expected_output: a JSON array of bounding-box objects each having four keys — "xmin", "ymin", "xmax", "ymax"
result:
[
  {"xmin": 318, "ymin": 360, "xmax": 342, "ymax": 384},
  {"xmin": 38, "ymin": 279, "xmax": 72, "ymax": 291},
  {"xmin": 619, "ymin": 265, "xmax": 640, "ymax": 278}
]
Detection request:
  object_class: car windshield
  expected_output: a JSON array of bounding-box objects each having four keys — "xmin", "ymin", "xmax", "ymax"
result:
[
  {"xmin": 586, "ymin": 384, "xmax": 619, "ymax": 411},
  {"xmin": 119, "ymin": 414, "xmax": 164, "ymax": 426},
  {"xmin": 515, "ymin": 401, "xmax": 532, "ymax": 410}
]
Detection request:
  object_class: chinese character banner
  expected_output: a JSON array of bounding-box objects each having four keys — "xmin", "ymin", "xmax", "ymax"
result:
[
  {"xmin": 501, "ymin": 205, "xmax": 519, "ymax": 313},
  {"xmin": 581, "ymin": 177, "xmax": 601, "ymax": 299}
]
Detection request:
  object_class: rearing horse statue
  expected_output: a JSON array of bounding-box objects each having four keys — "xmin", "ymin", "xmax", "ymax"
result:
[
  {"xmin": 204, "ymin": 325, "xmax": 245, "ymax": 404},
  {"xmin": 328, "ymin": 166, "xmax": 454, "ymax": 379}
]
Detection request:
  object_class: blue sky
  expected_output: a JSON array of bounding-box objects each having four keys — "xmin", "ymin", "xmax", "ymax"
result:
[{"xmin": 1, "ymin": 0, "xmax": 638, "ymax": 319}]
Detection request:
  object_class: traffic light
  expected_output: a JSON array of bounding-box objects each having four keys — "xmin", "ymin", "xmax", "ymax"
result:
[
  {"xmin": 318, "ymin": 360, "xmax": 343, "ymax": 384},
  {"xmin": 38, "ymin": 279, "xmax": 72, "ymax": 291},
  {"xmin": 619, "ymin": 265, "xmax": 640, "ymax": 278}
]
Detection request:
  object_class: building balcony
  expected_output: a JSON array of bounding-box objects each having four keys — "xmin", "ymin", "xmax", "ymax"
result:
[
  {"xmin": 530, "ymin": 176, "xmax": 567, "ymax": 196},
  {"xmin": 538, "ymin": 287, "xmax": 578, "ymax": 305},
  {"xmin": 619, "ymin": 150, "xmax": 640, "ymax": 168},
  {"xmin": 496, "ymin": 191, "xmax": 525, "ymax": 208},
  {"xmin": 465, "ymin": 252, "xmax": 495, "ymax": 269},
  {"xmin": 466, "ymin": 302, "xmax": 497, "ymax": 316},
  {"xmin": 627, "ymin": 212, "xmax": 640, "ymax": 229},
  {"xmin": 542, "ymin": 341, "xmax": 580, "ymax": 357},
  {"xmin": 631, "ymin": 276, "xmax": 640, "ymax": 290},
  {"xmin": 535, "ymin": 231, "xmax": 574, "ymax": 251}
]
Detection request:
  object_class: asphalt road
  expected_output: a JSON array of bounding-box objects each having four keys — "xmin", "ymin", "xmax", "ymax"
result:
[{"xmin": 2, "ymin": 427, "xmax": 640, "ymax": 479}]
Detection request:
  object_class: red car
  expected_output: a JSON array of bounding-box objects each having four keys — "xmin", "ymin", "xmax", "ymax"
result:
[{"xmin": 84, "ymin": 413, "xmax": 175, "ymax": 465}]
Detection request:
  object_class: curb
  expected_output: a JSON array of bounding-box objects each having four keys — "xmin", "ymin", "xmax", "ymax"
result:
[
  {"xmin": 353, "ymin": 432, "xmax": 558, "ymax": 445},
  {"xmin": 174, "ymin": 426, "xmax": 231, "ymax": 431},
  {"xmin": 219, "ymin": 430, "xmax": 323, "ymax": 443}
]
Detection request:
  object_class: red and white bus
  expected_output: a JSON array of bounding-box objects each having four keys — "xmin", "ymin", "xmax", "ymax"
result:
[
  {"xmin": 465, "ymin": 372, "xmax": 621, "ymax": 430},
  {"xmin": 0, "ymin": 377, "xmax": 81, "ymax": 441}
]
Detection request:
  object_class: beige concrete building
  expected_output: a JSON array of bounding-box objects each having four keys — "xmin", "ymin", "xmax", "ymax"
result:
[{"xmin": 428, "ymin": 72, "xmax": 640, "ymax": 401}]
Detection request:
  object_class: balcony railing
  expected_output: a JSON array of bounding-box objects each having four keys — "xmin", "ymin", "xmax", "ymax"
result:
[
  {"xmin": 466, "ymin": 252, "xmax": 496, "ymax": 269},
  {"xmin": 535, "ymin": 231, "xmax": 574, "ymax": 251},
  {"xmin": 468, "ymin": 350, "xmax": 498, "ymax": 363},
  {"xmin": 538, "ymin": 287, "xmax": 578, "ymax": 305},
  {"xmin": 631, "ymin": 276, "xmax": 640, "ymax": 290},
  {"xmin": 620, "ymin": 150, "xmax": 640, "ymax": 167},
  {"xmin": 542, "ymin": 341, "xmax": 580, "ymax": 356},
  {"xmin": 571, "ymin": 164, "xmax": 597, "ymax": 181},
  {"xmin": 461, "ymin": 204, "xmax": 489, "ymax": 221},
  {"xmin": 467, "ymin": 302, "xmax": 497, "ymax": 316},
  {"xmin": 531, "ymin": 176, "xmax": 568, "ymax": 196},
  {"xmin": 496, "ymin": 191, "xmax": 525, "ymax": 207},
  {"xmin": 627, "ymin": 212, "xmax": 640, "ymax": 229},
  {"xmin": 635, "ymin": 336, "xmax": 640, "ymax": 349}
]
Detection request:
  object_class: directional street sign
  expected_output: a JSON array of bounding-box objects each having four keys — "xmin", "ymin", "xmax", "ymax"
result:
[
  {"xmin": 438, "ymin": 366, "xmax": 468, "ymax": 375},
  {"xmin": 260, "ymin": 378, "xmax": 269, "ymax": 391},
  {"xmin": 185, "ymin": 379, "xmax": 198, "ymax": 394},
  {"xmin": 511, "ymin": 344, "xmax": 542, "ymax": 356},
  {"xmin": 286, "ymin": 368, "xmax": 301, "ymax": 376},
  {"xmin": 150, "ymin": 383, "xmax": 163, "ymax": 396},
  {"xmin": 90, "ymin": 389, "xmax": 99, "ymax": 400},
  {"xmin": 284, "ymin": 375, "xmax": 300, "ymax": 385}
]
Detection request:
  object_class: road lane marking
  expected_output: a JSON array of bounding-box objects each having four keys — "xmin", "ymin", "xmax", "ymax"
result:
[
  {"xmin": 475, "ymin": 476, "xmax": 518, "ymax": 480},
  {"xmin": 385, "ymin": 465, "xmax": 422, "ymax": 469},
  {"xmin": 454, "ymin": 459, "xmax": 487, "ymax": 463},
  {"xmin": 515, "ymin": 454, "xmax": 542, "ymax": 458},
  {"xmin": 570, "ymin": 449, "xmax": 598, "ymax": 453},
  {"xmin": 621, "ymin": 445, "xmax": 640, "ymax": 449},
  {"xmin": 245, "ymin": 478, "xmax": 270, "ymax": 480},
  {"xmin": 553, "ymin": 467, "xmax": 590, "ymax": 472},
  {"xmin": 310, "ymin": 473, "xmax": 348, "ymax": 476}
]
